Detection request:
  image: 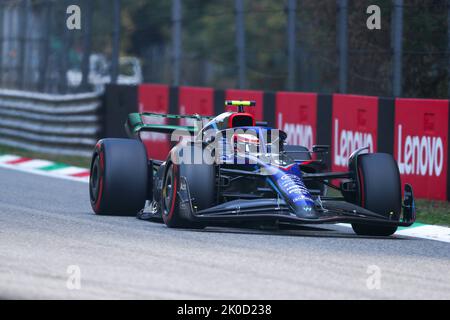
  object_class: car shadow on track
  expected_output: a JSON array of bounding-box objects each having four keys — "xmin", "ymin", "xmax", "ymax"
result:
[
  {"xmin": 178, "ymin": 224, "xmax": 411, "ymax": 241},
  {"xmin": 134, "ymin": 214, "xmax": 412, "ymax": 241}
]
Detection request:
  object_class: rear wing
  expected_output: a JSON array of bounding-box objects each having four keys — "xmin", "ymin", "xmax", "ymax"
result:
[
  {"xmin": 125, "ymin": 112, "xmax": 214, "ymax": 137},
  {"xmin": 226, "ymin": 100, "xmax": 256, "ymax": 113}
]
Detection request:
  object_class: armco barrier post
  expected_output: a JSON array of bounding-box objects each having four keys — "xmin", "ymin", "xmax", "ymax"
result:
[
  {"xmin": 263, "ymin": 91, "xmax": 276, "ymax": 128},
  {"xmin": 377, "ymin": 97, "xmax": 396, "ymax": 155},
  {"xmin": 214, "ymin": 90, "xmax": 226, "ymax": 116},
  {"xmin": 316, "ymin": 94, "xmax": 333, "ymax": 167},
  {"xmin": 103, "ymin": 84, "xmax": 138, "ymax": 139},
  {"xmin": 169, "ymin": 86, "xmax": 179, "ymax": 126}
]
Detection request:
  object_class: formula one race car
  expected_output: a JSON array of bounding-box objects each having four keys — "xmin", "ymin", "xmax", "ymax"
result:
[{"xmin": 89, "ymin": 101, "xmax": 416, "ymax": 236}]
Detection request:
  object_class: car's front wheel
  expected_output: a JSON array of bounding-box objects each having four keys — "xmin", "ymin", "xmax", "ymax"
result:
[
  {"xmin": 351, "ymin": 153, "xmax": 401, "ymax": 237},
  {"xmin": 161, "ymin": 147, "xmax": 215, "ymax": 228}
]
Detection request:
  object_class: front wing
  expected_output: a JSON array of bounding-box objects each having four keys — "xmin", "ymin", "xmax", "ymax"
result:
[{"xmin": 177, "ymin": 177, "xmax": 416, "ymax": 227}]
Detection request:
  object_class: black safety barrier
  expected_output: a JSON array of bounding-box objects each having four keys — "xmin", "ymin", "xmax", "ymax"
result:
[
  {"xmin": 102, "ymin": 84, "xmax": 138, "ymax": 139},
  {"xmin": 263, "ymin": 91, "xmax": 276, "ymax": 128},
  {"xmin": 377, "ymin": 97, "xmax": 395, "ymax": 155},
  {"xmin": 317, "ymin": 94, "xmax": 333, "ymax": 168},
  {"xmin": 168, "ymin": 86, "xmax": 179, "ymax": 127},
  {"xmin": 214, "ymin": 89, "xmax": 226, "ymax": 116}
]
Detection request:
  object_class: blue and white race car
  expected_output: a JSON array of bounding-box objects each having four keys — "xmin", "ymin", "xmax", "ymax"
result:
[{"xmin": 89, "ymin": 101, "xmax": 416, "ymax": 236}]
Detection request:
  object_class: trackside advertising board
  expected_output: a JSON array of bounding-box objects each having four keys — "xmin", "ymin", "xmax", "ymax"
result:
[
  {"xmin": 123, "ymin": 84, "xmax": 450, "ymax": 201},
  {"xmin": 225, "ymin": 89, "xmax": 264, "ymax": 120},
  {"xmin": 138, "ymin": 84, "xmax": 171, "ymax": 160},
  {"xmin": 331, "ymin": 94, "xmax": 379, "ymax": 172},
  {"xmin": 276, "ymin": 92, "xmax": 317, "ymax": 151},
  {"xmin": 178, "ymin": 86, "xmax": 214, "ymax": 128},
  {"xmin": 394, "ymin": 99, "xmax": 449, "ymax": 200}
]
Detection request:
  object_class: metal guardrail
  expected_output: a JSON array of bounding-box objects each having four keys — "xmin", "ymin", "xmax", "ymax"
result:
[{"xmin": 0, "ymin": 89, "xmax": 102, "ymax": 157}]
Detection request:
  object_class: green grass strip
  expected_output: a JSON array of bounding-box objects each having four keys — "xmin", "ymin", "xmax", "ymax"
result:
[
  {"xmin": 39, "ymin": 163, "xmax": 69, "ymax": 171},
  {"xmin": 398, "ymin": 222, "xmax": 426, "ymax": 230}
]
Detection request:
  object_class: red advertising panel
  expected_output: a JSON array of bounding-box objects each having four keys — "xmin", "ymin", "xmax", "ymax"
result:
[
  {"xmin": 178, "ymin": 86, "xmax": 214, "ymax": 128},
  {"xmin": 276, "ymin": 92, "xmax": 317, "ymax": 151},
  {"xmin": 332, "ymin": 94, "xmax": 379, "ymax": 172},
  {"xmin": 394, "ymin": 99, "xmax": 449, "ymax": 200},
  {"xmin": 138, "ymin": 84, "xmax": 171, "ymax": 160},
  {"xmin": 225, "ymin": 89, "xmax": 264, "ymax": 120}
]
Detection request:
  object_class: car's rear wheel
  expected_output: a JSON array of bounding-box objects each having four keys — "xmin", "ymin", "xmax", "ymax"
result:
[
  {"xmin": 351, "ymin": 153, "xmax": 401, "ymax": 237},
  {"xmin": 161, "ymin": 147, "xmax": 215, "ymax": 228},
  {"xmin": 90, "ymin": 138, "xmax": 148, "ymax": 216}
]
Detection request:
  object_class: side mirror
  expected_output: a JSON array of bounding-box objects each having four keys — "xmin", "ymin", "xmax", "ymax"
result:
[{"xmin": 312, "ymin": 145, "xmax": 330, "ymax": 153}]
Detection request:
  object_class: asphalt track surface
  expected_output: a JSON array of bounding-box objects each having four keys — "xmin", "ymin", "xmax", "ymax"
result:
[{"xmin": 1, "ymin": 166, "xmax": 449, "ymax": 300}]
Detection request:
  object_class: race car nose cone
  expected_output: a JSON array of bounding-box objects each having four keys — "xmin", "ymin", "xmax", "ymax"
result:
[{"xmin": 272, "ymin": 173, "xmax": 320, "ymax": 220}]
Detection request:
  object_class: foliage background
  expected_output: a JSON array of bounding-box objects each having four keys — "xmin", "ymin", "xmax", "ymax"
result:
[{"xmin": 0, "ymin": 0, "xmax": 449, "ymax": 97}]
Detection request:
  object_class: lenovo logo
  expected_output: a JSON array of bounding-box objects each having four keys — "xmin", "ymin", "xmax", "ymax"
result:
[
  {"xmin": 397, "ymin": 125, "xmax": 444, "ymax": 177},
  {"xmin": 333, "ymin": 119, "xmax": 374, "ymax": 167},
  {"xmin": 278, "ymin": 114, "xmax": 314, "ymax": 150}
]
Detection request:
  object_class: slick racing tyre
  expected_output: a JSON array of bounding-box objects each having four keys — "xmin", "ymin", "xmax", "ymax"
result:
[
  {"xmin": 161, "ymin": 147, "xmax": 215, "ymax": 228},
  {"xmin": 90, "ymin": 138, "xmax": 148, "ymax": 216},
  {"xmin": 351, "ymin": 153, "xmax": 401, "ymax": 237}
]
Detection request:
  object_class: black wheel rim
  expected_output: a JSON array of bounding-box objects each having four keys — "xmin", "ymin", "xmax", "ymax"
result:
[
  {"xmin": 163, "ymin": 168, "xmax": 174, "ymax": 216},
  {"xmin": 90, "ymin": 155, "xmax": 100, "ymax": 203}
]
